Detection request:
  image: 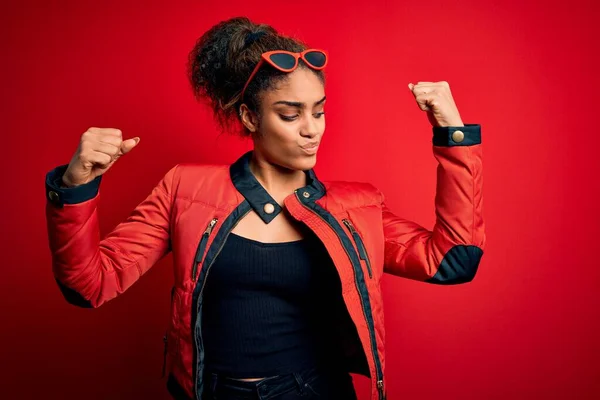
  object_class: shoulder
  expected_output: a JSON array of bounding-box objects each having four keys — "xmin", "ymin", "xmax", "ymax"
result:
[
  {"xmin": 321, "ymin": 180, "xmax": 384, "ymax": 210},
  {"xmin": 166, "ymin": 162, "xmax": 230, "ymax": 182},
  {"xmin": 175, "ymin": 162, "xmax": 230, "ymax": 177},
  {"xmin": 163, "ymin": 162, "xmax": 232, "ymax": 199}
]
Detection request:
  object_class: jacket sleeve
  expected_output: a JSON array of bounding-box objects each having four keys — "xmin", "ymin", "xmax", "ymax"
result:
[
  {"xmin": 44, "ymin": 164, "xmax": 179, "ymax": 307},
  {"xmin": 382, "ymin": 124, "xmax": 485, "ymax": 284}
]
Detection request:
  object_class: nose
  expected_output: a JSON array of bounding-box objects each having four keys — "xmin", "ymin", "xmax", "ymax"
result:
[{"xmin": 300, "ymin": 114, "xmax": 322, "ymax": 139}]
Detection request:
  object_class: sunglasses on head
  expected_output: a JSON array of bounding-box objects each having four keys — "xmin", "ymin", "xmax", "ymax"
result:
[{"xmin": 240, "ymin": 48, "xmax": 328, "ymax": 101}]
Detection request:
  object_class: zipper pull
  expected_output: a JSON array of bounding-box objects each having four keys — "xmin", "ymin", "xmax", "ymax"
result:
[
  {"xmin": 192, "ymin": 218, "xmax": 219, "ymax": 280},
  {"xmin": 195, "ymin": 219, "xmax": 218, "ymax": 264},
  {"xmin": 343, "ymin": 218, "xmax": 373, "ymax": 279},
  {"xmin": 343, "ymin": 218, "xmax": 357, "ymax": 234},
  {"xmin": 377, "ymin": 379, "xmax": 384, "ymax": 398},
  {"xmin": 204, "ymin": 218, "xmax": 218, "ymax": 235}
]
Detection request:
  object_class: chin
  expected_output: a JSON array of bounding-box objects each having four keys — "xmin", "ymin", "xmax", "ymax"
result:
[
  {"xmin": 294, "ymin": 153, "xmax": 317, "ymax": 171},
  {"xmin": 273, "ymin": 150, "xmax": 318, "ymax": 171}
]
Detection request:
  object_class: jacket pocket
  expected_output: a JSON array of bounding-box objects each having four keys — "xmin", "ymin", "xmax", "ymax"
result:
[
  {"xmin": 191, "ymin": 218, "xmax": 218, "ymax": 281},
  {"xmin": 342, "ymin": 218, "xmax": 373, "ymax": 279}
]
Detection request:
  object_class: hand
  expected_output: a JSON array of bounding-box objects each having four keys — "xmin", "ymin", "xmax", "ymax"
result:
[
  {"xmin": 408, "ymin": 81, "xmax": 464, "ymax": 127},
  {"xmin": 62, "ymin": 127, "xmax": 140, "ymax": 187}
]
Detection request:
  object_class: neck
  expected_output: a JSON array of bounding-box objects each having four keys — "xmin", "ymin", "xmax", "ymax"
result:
[{"xmin": 249, "ymin": 151, "xmax": 307, "ymax": 197}]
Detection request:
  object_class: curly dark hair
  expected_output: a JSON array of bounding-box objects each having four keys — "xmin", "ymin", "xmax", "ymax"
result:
[{"xmin": 187, "ymin": 16, "xmax": 325, "ymax": 135}]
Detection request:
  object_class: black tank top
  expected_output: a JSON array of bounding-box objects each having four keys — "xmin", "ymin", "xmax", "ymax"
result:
[{"xmin": 201, "ymin": 228, "xmax": 351, "ymax": 378}]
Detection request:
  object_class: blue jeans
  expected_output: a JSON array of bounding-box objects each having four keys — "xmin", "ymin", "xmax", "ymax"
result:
[{"xmin": 201, "ymin": 366, "xmax": 358, "ymax": 399}]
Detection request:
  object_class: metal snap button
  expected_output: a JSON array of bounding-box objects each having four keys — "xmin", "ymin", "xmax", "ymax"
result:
[
  {"xmin": 302, "ymin": 191, "xmax": 310, "ymax": 199},
  {"xmin": 48, "ymin": 191, "xmax": 59, "ymax": 202},
  {"xmin": 263, "ymin": 203, "xmax": 275, "ymax": 214},
  {"xmin": 452, "ymin": 130, "xmax": 465, "ymax": 143}
]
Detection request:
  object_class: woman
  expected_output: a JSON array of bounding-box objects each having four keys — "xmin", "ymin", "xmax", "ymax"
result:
[{"xmin": 44, "ymin": 16, "xmax": 485, "ymax": 400}]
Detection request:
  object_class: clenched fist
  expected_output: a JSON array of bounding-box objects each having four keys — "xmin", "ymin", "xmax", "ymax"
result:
[
  {"xmin": 408, "ymin": 81, "xmax": 464, "ymax": 128},
  {"xmin": 62, "ymin": 128, "xmax": 140, "ymax": 188}
]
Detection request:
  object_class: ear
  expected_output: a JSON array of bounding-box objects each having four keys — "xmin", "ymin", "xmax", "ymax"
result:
[{"xmin": 239, "ymin": 104, "xmax": 258, "ymax": 133}]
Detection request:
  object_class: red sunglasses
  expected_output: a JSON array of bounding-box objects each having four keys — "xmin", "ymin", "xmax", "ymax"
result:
[{"xmin": 240, "ymin": 49, "xmax": 328, "ymax": 101}]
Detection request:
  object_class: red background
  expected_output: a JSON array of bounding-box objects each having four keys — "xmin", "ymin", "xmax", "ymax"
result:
[{"xmin": 2, "ymin": 0, "xmax": 599, "ymax": 398}]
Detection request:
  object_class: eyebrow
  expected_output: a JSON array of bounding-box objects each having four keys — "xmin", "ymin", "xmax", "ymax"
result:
[{"xmin": 272, "ymin": 96, "xmax": 326, "ymax": 108}]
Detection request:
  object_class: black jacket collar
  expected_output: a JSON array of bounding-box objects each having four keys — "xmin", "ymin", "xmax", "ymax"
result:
[{"xmin": 229, "ymin": 150, "xmax": 326, "ymax": 224}]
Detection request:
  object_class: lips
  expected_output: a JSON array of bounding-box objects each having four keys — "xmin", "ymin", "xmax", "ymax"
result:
[
  {"xmin": 301, "ymin": 142, "xmax": 319, "ymax": 150},
  {"xmin": 301, "ymin": 143, "xmax": 319, "ymax": 155}
]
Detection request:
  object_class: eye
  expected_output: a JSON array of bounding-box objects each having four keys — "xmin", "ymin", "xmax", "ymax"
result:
[
  {"xmin": 314, "ymin": 111, "xmax": 325, "ymax": 118},
  {"xmin": 280, "ymin": 114, "xmax": 298, "ymax": 121}
]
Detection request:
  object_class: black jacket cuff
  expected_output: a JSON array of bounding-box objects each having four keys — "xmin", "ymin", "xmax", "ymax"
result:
[
  {"xmin": 433, "ymin": 123, "xmax": 481, "ymax": 146},
  {"xmin": 45, "ymin": 164, "xmax": 102, "ymax": 207}
]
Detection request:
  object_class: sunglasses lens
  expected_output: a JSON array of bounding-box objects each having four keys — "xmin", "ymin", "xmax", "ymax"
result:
[
  {"xmin": 269, "ymin": 53, "xmax": 296, "ymax": 70},
  {"xmin": 304, "ymin": 51, "xmax": 327, "ymax": 68}
]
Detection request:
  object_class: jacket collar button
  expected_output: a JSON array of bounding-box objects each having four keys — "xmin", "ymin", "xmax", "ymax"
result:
[{"xmin": 263, "ymin": 203, "xmax": 275, "ymax": 214}]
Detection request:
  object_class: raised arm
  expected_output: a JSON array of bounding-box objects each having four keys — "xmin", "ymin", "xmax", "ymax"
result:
[
  {"xmin": 44, "ymin": 127, "xmax": 177, "ymax": 307},
  {"xmin": 382, "ymin": 81, "xmax": 486, "ymax": 284},
  {"xmin": 382, "ymin": 123, "xmax": 485, "ymax": 284}
]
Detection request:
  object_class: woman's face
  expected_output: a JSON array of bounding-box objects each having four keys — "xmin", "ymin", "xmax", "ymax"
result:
[{"xmin": 251, "ymin": 67, "xmax": 326, "ymax": 172}]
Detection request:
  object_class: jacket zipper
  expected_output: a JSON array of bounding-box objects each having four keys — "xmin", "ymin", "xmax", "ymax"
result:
[
  {"xmin": 193, "ymin": 208, "xmax": 251, "ymax": 396},
  {"xmin": 294, "ymin": 191, "xmax": 384, "ymax": 400},
  {"xmin": 342, "ymin": 218, "xmax": 373, "ymax": 279},
  {"xmin": 191, "ymin": 218, "xmax": 218, "ymax": 281}
]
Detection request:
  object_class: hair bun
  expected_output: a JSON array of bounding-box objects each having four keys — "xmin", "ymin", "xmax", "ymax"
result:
[{"xmin": 187, "ymin": 16, "xmax": 319, "ymax": 136}]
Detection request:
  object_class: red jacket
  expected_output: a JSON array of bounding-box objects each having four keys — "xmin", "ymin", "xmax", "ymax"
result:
[{"xmin": 45, "ymin": 124, "xmax": 485, "ymax": 400}]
